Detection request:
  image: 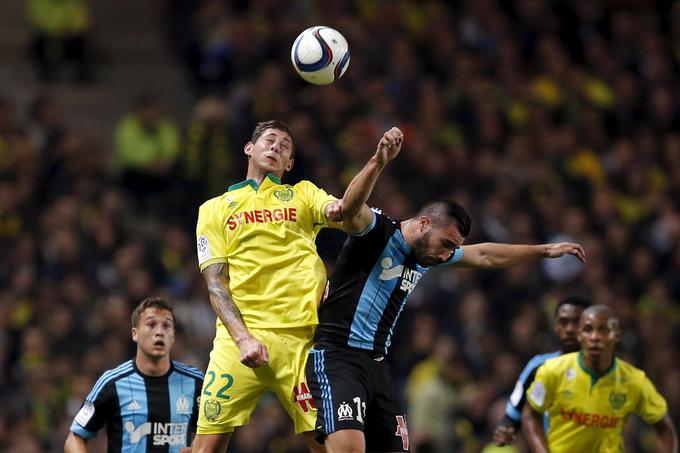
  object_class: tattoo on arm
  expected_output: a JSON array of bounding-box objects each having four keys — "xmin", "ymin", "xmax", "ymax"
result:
[{"xmin": 202, "ymin": 263, "xmax": 246, "ymax": 330}]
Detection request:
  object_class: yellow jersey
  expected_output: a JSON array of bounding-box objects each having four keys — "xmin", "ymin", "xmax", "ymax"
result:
[
  {"xmin": 196, "ymin": 174, "xmax": 337, "ymax": 331},
  {"xmin": 527, "ymin": 351, "xmax": 667, "ymax": 453}
]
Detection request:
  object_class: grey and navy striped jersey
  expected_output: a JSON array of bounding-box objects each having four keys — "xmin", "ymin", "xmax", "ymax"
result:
[
  {"xmin": 314, "ymin": 209, "xmax": 463, "ymax": 355},
  {"xmin": 70, "ymin": 359, "xmax": 204, "ymax": 452}
]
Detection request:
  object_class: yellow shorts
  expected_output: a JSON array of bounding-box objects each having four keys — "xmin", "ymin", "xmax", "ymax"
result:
[{"xmin": 197, "ymin": 326, "xmax": 318, "ymax": 435}]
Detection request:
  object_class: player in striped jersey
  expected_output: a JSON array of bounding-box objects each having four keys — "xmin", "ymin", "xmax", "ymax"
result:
[
  {"xmin": 65, "ymin": 297, "xmax": 204, "ymax": 453},
  {"xmin": 493, "ymin": 294, "xmax": 591, "ymax": 446},
  {"xmin": 305, "ymin": 137, "xmax": 586, "ymax": 452}
]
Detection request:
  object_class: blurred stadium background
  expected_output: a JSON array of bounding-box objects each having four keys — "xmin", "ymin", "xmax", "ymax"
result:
[{"xmin": 1, "ymin": 0, "xmax": 679, "ymax": 452}]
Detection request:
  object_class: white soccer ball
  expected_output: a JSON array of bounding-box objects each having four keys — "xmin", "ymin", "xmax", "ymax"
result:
[{"xmin": 291, "ymin": 26, "xmax": 350, "ymax": 85}]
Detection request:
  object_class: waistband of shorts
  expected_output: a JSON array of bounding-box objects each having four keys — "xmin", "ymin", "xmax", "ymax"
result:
[{"xmin": 313, "ymin": 342, "xmax": 385, "ymax": 360}]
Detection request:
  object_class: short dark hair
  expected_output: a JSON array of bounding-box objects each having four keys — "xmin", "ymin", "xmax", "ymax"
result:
[
  {"xmin": 250, "ymin": 120, "xmax": 295, "ymax": 156},
  {"xmin": 554, "ymin": 293, "xmax": 591, "ymax": 317},
  {"xmin": 131, "ymin": 297, "xmax": 176, "ymax": 327},
  {"xmin": 417, "ymin": 199, "xmax": 472, "ymax": 237}
]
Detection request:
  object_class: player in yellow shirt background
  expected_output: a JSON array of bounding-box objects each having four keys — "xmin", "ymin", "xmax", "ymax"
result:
[
  {"xmin": 523, "ymin": 304, "xmax": 678, "ymax": 453},
  {"xmin": 192, "ymin": 120, "xmax": 404, "ymax": 453}
]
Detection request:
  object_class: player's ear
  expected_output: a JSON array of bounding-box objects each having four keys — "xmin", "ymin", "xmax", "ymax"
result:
[
  {"xmin": 419, "ymin": 216, "xmax": 431, "ymax": 232},
  {"xmin": 285, "ymin": 158, "xmax": 294, "ymax": 172},
  {"xmin": 131, "ymin": 327, "xmax": 138, "ymax": 343},
  {"xmin": 610, "ymin": 319, "xmax": 622, "ymax": 343},
  {"xmin": 244, "ymin": 142, "xmax": 254, "ymax": 158}
]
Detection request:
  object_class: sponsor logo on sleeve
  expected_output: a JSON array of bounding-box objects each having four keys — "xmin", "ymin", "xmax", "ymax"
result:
[
  {"xmin": 197, "ymin": 234, "xmax": 211, "ymax": 264},
  {"xmin": 565, "ymin": 367, "xmax": 577, "ymax": 380},
  {"xmin": 529, "ymin": 381, "xmax": 546, "ymax": 407},
  {"xmin": 75, "ymin": 402, "xmax": 95, "ymax": 427}
]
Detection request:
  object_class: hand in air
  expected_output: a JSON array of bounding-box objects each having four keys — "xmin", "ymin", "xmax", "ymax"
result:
[
  {"xmin": 545, "ymin": 242, "xmax": 586, "ymax": 262},
  {"xmin": 375, "ymin": 127, "xmax": 403, "ymax": 164}
]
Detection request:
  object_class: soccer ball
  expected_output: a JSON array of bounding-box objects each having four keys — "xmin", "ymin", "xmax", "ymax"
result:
[{"xmin": 291, "ymin": 26, "xmax": 350, "ymax": 85}]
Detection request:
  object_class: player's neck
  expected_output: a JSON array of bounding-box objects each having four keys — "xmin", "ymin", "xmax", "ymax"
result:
[
  {"xmin": 136, "ymin": 353, "xmax": 171, "ymax": 377},
  {"xmin": 582, "ymin": 354, "xmax": 614, "ymax": 375},
  {"xmin": 246, "ymin": 167, "xmax": 282, "ymax": 186},
  {"xmin": 400, "ymin": 219, "xmax": 416, "ymax": 245}
]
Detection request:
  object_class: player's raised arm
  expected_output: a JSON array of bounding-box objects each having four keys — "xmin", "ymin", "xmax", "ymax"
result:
[
  {"xmin": 522, "ymin": 403, "xmax": 550, "ymax": 453},
  {"xmin": 331, "ymin": 127, "xmax": 403, "ymax": 235},
  {"xmin": 202, "ymin": 263, "xmax": 268, "ymax": 368},
  {"xmin": 451, "ymin": 242, "xmax": 586, "ymax": 269}
]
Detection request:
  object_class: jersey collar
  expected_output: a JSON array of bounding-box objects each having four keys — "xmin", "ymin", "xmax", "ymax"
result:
[
  {"xmin": 394, "ymin": 227, "xmax": 428, "ymax": 272},
  {"xmin": 133, "ymin": 358, "xmax": 174, "ymax": 379},
  {"xmin": 227, "ymin": 173, "xmax": 282, "ymax": 192},
  {"xmin": 578, "ymin": 350, "xmax": 617, "ymax": 387}
]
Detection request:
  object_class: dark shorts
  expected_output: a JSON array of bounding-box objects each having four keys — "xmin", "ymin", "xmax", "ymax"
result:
[{"xmin": 306, "ymin": 345, "xmax": 410, "ymax": 452}]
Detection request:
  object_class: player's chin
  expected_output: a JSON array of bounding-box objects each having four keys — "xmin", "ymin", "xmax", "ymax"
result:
[{"xmin": 148, "ymin": 344, "xmax": 169, "ymax": 356}]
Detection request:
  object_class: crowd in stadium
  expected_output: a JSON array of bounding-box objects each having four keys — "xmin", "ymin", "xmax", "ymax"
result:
[{"xmin": 1, "ymin": 0, "xmax": 679, "ymax": 452}]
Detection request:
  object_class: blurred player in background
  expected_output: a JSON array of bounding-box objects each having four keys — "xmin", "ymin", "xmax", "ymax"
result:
[
  {"xmin": 523, "ymin": 305, "xmax": 678, "ymax": 453},
  {"xmin": 493, "ymin": 294, "xmax": 591, "ymax": 446},
  {"xmin": 64, "ymin": 297, "xmax": 204, "ymax": 452},
  {"xmin": 306, "ymin": 133, "xmax": 586, "ymax": 453},
  {"xmin": 192, "ymin": 121, "xmax": 404, "ymax": 453}
]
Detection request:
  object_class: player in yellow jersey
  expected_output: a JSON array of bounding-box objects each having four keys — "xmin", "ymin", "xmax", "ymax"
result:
[
  {"xmin": 523, "ymin": 305, "xmax": 678, "ymax": 453},
  {"xmin": 192, "ymin": 120, "xmax": 404, "ymax": 453}
]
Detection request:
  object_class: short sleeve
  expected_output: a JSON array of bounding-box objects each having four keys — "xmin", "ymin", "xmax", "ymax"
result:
[
  {"xmin": 196, "ymin": 199, "xmax": 228, "ymax": 271},
  {"xmin": 435, "ymin": 248, "xmax": 464, "ymax": 267},
  {"xmin": 635, "ymin": 373, "xmax": 668, "ymax": 424},
  {"xmin": 505, "ymin": 359, "xmax": 544, "ymax": 423},
  {"xmin": 297, "ymin": 180, "xmax": 337, "ymax": 232},
  {"xmin": 526, "ymin": 364, "xmax": 556, "ymax": 413},
  {"xmin": 70, "ymin": 380, "xmax": 114, "ymax": 439}
]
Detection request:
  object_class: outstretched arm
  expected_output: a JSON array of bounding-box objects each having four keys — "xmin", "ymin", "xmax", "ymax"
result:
[
  {"xmin": 453, "ymin": 242, "xmax": 585, "ymax": 269},
  {"xmin": 329, "ymin": 127, "xmax": 403, "ymax": 235},
  {"xmin": 202, "ymin": 263, "xmax": 268, "ymax": 368},
  {"xmin": 522, "ymin": 403, "xmax": 549, "ymax": 453},
  {"xmin": 654, "ymin": 415, "xmax": 678, "ymax": 453}
]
